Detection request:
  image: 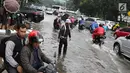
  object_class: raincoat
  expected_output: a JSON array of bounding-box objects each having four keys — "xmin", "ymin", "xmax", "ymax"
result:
[
  {"xmin": 92, "ymin": 27, "xmax": 105, "ymax": 39},
  {"xmin": 91, "ymin": 22, "xmax": 98, "ymax": 31},
  {"xmin": 103, "ymin": 25, "xmax": 108, "ymax": 32}
]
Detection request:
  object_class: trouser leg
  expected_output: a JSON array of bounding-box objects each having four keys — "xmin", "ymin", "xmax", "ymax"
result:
[
  {"xmin": 5, "ymin": 62, "xmax": 18, "ymax": 73},
  {"xmin": 58, "ymin": 39, "xmax": 63, "ymax": 56},
  {"xmin": 63, "ymin": 39, "xmax": 68, "ymax": 57}
]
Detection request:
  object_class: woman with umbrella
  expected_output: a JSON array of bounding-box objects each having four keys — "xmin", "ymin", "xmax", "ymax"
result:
[{"xmin": 1, "ymin": 0, "xmax": 20, "ymax": 30}]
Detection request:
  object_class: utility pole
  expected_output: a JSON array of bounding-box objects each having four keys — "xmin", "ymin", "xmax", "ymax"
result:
[{"xmin": 65, "ymin": 0, "xmax": 68, "ymax": 12}]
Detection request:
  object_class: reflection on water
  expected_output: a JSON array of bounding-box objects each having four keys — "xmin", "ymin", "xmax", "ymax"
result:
[{"xmin": 56, "ymin": 57, "xmax": 67, "ymax": 73}]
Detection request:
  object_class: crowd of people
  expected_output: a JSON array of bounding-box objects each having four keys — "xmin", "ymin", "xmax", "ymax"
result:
[{"xmin": 53, "ymin": 13, "xmax": 109, "ymax": 44}]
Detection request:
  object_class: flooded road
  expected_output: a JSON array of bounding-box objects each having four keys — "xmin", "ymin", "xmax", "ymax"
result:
[
  {"xmin": 35, "ymin": 14, "xmax": 130, "ymax": 73},
  {"xmin": 2, "ymin": 14, "xmax": 130, "ymax": 73},
  {"xmin": 31, "ymin": 14, "xmax": 130, "ymax": 73}
]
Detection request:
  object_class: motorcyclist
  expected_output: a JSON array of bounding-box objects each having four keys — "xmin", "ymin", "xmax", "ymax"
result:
[
  {"xmin": 69, "ymin": 16, "xmax": 75, "ymax": 29},
  {"xmin": 78, "ymin": 16, "xmax": 85, "ymax": 30},
  {"xmin": 92, "ymin": 24, "xmax": 105, "ymax": 41},
  {"xmin": 90, "ymin": 21, "xmax": 98, "ymax": 33},
  {"xmin": 53, "ymin": 15, "xmax": 61, "ymax": 30},
  {"xmin": 20, "ymin": 30, "xmax": 52, "ymax": 73},
  {"xmin": 103, "ymin": 24, "xmax": 108, "ymax": 35},
  {"xmin": 112, "ymin": 22, "xmax": 120, "ymax": 31}
]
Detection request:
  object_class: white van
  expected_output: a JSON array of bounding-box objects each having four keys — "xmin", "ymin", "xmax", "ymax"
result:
[{"xmin": 52, "ymin": 5, "xmax": 66, "ymax": 13}]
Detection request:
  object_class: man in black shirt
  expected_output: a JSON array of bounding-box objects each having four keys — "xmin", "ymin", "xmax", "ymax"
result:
[{"xmin": 58, "ymin": 19, "xmax": 71, "ymax": 58}]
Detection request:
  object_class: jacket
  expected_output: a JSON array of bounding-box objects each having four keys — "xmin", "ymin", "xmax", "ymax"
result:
[
  {"xmin": 58, "ymin": 24, "xmax": 71, "ymax": 39},
  {"xmin": 5, "ymin": 34, "xmax": 25, "ymax": 68},
  {"xmin": 103, "ymin": 25, "xmax": 108, "ymax": 32},
  {"xmin": 20, "ymin": 44, "xmax": 52, "ymax": 73},
  {"xmin": 93, "ymin": 27, "xmax": 105, "ymax": 35},
  {"xmin": 91, "ymin": 22, "xmax": 98, "ymax": 30}
]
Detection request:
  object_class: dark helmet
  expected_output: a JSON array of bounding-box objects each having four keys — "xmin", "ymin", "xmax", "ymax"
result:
[
  {"xmin": 28, "ymin": 30, "xmax": 44, "ymax": 43},
  {"xmin": 99, "ymin": 24, "xmax": 103, "ymax": 27}
]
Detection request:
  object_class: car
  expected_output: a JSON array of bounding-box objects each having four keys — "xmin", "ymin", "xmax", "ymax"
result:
[
  {"xmin": 105, "ymin": 20, "xmax": 115, "ymax": 29},
  {"xmin": 45, "ymin": 8, "xmax": 53, "ymax": 15},
  {"xmin": 90, "ymin": 17, "xmax": 101, "ymax": 22},
  {"xmin": 96, "ymin": 20, "xmax": 105, "ymax": 25},
  {"xmin": 84, "ymin": 18, "xmax": 95, "ymax": 29},
  {"xmin": 84, "ymin": 17, "xmax": 102, "ymax": 29},
  {"xmin": 34, "ymin": 8, "xmax": 44, "ymax": 22},
  {"xmin": 20, "ymin": 7, "xmax": 44, "ymax": 23},
  {"xmin": 113, "ymin": 35, "xmax": 130, "ymax": 57},
  {"xmin": 114, "ymin": 27, "xmax": 130, "ymax": 39},
  {"xmin": 52, "ymin": 5, "xmax": 66, "ymax": 13}
]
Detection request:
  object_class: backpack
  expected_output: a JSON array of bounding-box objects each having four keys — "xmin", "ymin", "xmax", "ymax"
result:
[{"xmin": 0, "ymin": 36, "xmax": 11, "ymax": 58}]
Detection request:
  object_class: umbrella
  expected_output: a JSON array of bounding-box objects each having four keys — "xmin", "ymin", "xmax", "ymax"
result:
[{"xmin": 3, "ymin": 0, "xmax": 20, "ymax": 13}]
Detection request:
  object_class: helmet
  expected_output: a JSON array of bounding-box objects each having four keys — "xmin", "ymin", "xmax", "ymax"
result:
[
  {"xmin": 28, "ymin": 30, "xmax": 44, "ymax": 43},
  {"xmin": 65, "ymin": 19, "xmax": 71, "ymax": 23},
  {"xmin": 99, "ymin": 24, "xmax": 103, "ymax": 27}
]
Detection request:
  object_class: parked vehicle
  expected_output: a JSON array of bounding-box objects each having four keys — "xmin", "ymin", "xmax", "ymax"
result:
[
  {"xmin": 84, "ymin": 18, "xmax": 95, "ymax": 29},
  {"xmin": 96, "ymin": 20, "xmax": 105, "ymax": 25},
  {"xmin": 105, "ymin": 20, "xmax": 115, "ymax": 30},
  {"xmin": 90, "ymin": 17, "xmax": 101, "ymax": 22},
  {"xmin": 84, "ymin": 17, "xmax": 101, "ymax": 29},
  {"xmin": 45, "ymin": 8, "xmax": 53, "ymax": 15},
  {"xmin": 52, "ymin": 5, "xmax": 66, "ymax": 13},
  {"xmin": 113, "ymin": 35, "xmax": 130, "ymax": 57},
  {"xmin": 113, "ymin": 27, "xmax": 130, "ymax": 39},
  {"xmin": 20, "ymin": 7, "xmax": 44, "ymax": 23}
]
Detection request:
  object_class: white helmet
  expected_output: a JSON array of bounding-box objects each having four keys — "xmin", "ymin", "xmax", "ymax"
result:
[{"xmin": 65, "ymin": 19, "xmax": 71, "ymax": 23}]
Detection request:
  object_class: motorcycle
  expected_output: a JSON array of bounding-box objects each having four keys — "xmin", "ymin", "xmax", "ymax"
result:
[
  {"xmin": 38, "ymin": 52, "xmax": 58, "ymax": 73},
  {"xmin": 38, "ymin": 63, "xmax": 58, "ymax": 73},
  {"xmin": 89, "ymin": 25, "xmax": 94, "ymax": 34},
  {"xmin": 111, "ymin": 23, "xmax": 120, "ymax": 31},
  {"xmin": 53, "ymin": 18, "xmax": 60, "ymax": 30},
  {"xmin": 78, "ymin": 24, "xmax": 84, "ymax": 30},
  {"xmin": 93, "ymin": 35, "xmax": 106, "ymax": 47}
]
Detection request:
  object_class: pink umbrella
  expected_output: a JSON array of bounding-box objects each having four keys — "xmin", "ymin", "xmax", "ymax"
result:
[{"xmin": 3, "ymin": 0, "xmax": 20, "ymax": 13}]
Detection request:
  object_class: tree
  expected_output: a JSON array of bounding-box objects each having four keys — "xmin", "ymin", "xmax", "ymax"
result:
[
  {"xmin": 72, "ymin": 0, "xmax": 130, "ymax": 21},
  {"xmin": 20, "ymin": 0, "xmax": 43, "ymax": 8}
]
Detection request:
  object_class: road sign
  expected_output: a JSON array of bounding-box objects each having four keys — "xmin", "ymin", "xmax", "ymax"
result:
[{"xmin": 119, "ymin": 3, "xmax": 127, "ymax": 12}]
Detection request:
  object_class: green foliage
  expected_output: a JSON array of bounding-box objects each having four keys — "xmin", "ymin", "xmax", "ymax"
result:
[{"xmin": 72, "ymin": 0, "xmax": 130, "ymax": 21}]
